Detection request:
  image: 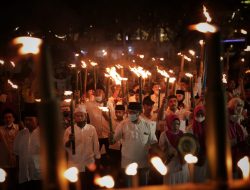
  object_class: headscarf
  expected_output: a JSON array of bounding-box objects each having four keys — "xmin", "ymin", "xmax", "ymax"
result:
[{"xmin": 165, "ymin": 114, "xmax": 183, "ymax": 149}]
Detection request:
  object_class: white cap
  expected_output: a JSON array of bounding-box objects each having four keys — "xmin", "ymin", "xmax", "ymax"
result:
[{"xmin": 74, "ymin": 105, "xmax": 87, "ymax": 114}]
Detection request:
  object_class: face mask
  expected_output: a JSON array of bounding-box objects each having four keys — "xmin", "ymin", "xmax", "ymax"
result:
[
  {"xmin": 195, "ymin": 116, "xmax": 205, "ymax": 123},
  {"xmin": 95, "ymin": 96, "xmax": 102, "ymax": 102},
  {"xmin": 128, "ymin": 113, "xmax": 138, "ymax": 122}
]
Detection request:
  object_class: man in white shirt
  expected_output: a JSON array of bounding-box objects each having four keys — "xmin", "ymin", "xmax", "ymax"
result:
[
  {"xmin": 64, "ymin": 105, "xmax": 100, "ymax": 190},
  {"xmin": 113, "ymin": 102, "xmax": 158, "ymax": 187},
  {"xmin": 13, "ymin": 106, "xmax": 41, "ymax": 190}
]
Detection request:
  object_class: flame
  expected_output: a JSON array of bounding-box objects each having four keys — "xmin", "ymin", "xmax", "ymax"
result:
[
  {"xmin": 75, "ymin": 53, "xmax": 80, "ymax": 57},
  {"xmin": 10, "ymin": 61, "xmax": 15, "ymax": 67},
  {"xmin": 199, "ymin": 40, "xmax": 205, "ymax": 46},
  {"xmin": 0, "ymin": 60, "xmax": 4, "ymax": 65},
  {"xmin": 150, "ymin": 156, "xmax": 168, "ymax": 175},
  {"xmin": 169, "ymin": 77, "xmax": 176, "ymax": 83},
  {"xmin": 152, "ymin": 57, "xmax": 156, "ymax": 61},
  {"xmin": 63, "ymin": 167, "xmax": 79, "ymax": 183},
  {"xmin": 94, "ymin": 175, "xmax": 115, "ymax": 188},
  {"xmin": 160, "ymin": 58, "xmax": 164, "ymax": 61},
  {"xmin": 138, "ymin": 54, "xmax": 144, "ymax": 59},
  {"xmin": 102, "ymin": 49, "xmax": 108, "ymax": 56},
  {"xmin": 245, "ymin": 69, "xmax": 250, "ymax": 74},
  {"xmin": 90, "ymin": 61, "xmax": 98, "ymax": 67},
  {"xmin": 115, "ymin": 64, "xmax": 123, "ymax": 69},
  {"xmin": 169, "ymin": 70, "xmax": 174, "ymax": 74},
  {"xmin": 237, "ymin": 156, "xmax": 250, "ymax": 179},
  {"xmin": 81, "ymin": 61, "xmax": 87, "ymax": 68},
  {"xmin": 189, "ymin": 50, "xmax": 195, "ymax": 56},
  {"xmin": 13, "ymin": 36, "xmax": 42, "ymax": 55},
  {"xmin": 185, "ymin": 73, "xmax": 193, "ymax": 78},
  {"xmin": 8, "ymin": 79, "xmax": 18, "ymax": 89},
  {"xmin": 157, "ymin": 67, "xmax": 169, "ymax": 78},
  {"xmin": 98, "ymin": 106, "xmax": 109, "ymax": 112},
  {"xmin": 125, "ymin": 163, "xmax": 138, "ymax": 176},
  {"xmin": 184, "ymin": 154, "xmax": 198, "ymax": 164},
  {"xmin": 105, "ymin": 67, "xmax": 127, "ymax": 85},
  {"xmin": 190, "ymin": 22, "xmax": 217, "ymax": 33},
  {"xmin": 129, "ymin": 66, "xmax": 151, "ymax": 79},
  {"xmin": 64, "ymin": 91, "xmax": 73, "ymax": 96},
  {"xmin": 35, "ymin": 99, "xmax": 41, "ymax": 102},
  {"xmin": 240, "ymin": 29, "xmax": 247, "ymax": 35},
  {"xmin": 184, "ymin": 55, "xmax": 191, "ymax": 62},
  {"xmin": 0, "ymin": 168, "xmax": 7, "ymax": 183},
  {"xmin": 64, "ymin": 99, "xmax": 72, "ymax": 103},
  {"xmin": 222, "ymin": 74, "xmax": 227, "ymax": 84},
  {"xmin": 69, "ymin": 64, "xmax": 76, "ymax": 68},
  {"xmin": 203, "ymin": 5, "xmax": 212, "ymax": 22}
]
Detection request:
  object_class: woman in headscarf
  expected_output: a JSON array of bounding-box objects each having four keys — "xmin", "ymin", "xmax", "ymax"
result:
[
  {"xmin": 159, "ymin": 114, "xmax": 189, "ymax": 184},
  {"xmin": 227, "ymin": 97, "xmax": 249, "ymax": 178},
  {"xmin": 191, "ymin": 105, "xmax": 208, "ymax": 183}
]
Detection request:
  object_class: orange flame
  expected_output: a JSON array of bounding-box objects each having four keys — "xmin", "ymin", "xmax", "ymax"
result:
[
  {"xmin": 157, "ymin": 67, "xmax": 169, "ymax": 78},
  {"xmin": 94, "ymin": 175, "xmax": 115, "ymax": 188},
  {"xmin": 237, "ymin": 156, "xmax": 250, "ymax": 179},
  {"xmin": 129, "ymin": 66, "xmax": 151, "ymax": 79},
  {"xmin": 105, "ymin": 67, "xmax": 127, "ymax": 85},
  {"xmin": 63, "ymin": 167, "xmax": 79, "ymax": 183},
  {"xmin": 81, "ymin": 61, "xmax": 87, "ymax": 68},
  {"xmin": 0, "ymin": 168, "xmax": 7, "ymax": 183},
  {"xmin": 125, "ymin": 163, "xmax": 138, "ymax": 175},
  {"xmin": 203, "ymin": 5, "xmax": 212, "ymax": 23},
  {"xmin": 8, "ymin": 79, "xmax": 18, "ymax": 89},
  {"xmin": 185, "ymin": 73, "xmax": 193, "ymax": 78},
  {"xmin": 150, "ymin": 156, "xmax": 168, "ymax": 175},
  {"xmin": 184, "ymin": 154, "xmax": 198, "ymax": 164},
  {"xmin": 190, "ymin": 22, "xmax": 217, "ymax": 33},
  {"xmin": 13, "ymin": 36, "xmax": 42, "ymax": 55}
]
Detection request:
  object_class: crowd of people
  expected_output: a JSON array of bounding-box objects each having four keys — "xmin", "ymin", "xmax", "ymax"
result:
[{"xmin": 0, "ymin": 74, "xmax": 250, "ymax": 190}]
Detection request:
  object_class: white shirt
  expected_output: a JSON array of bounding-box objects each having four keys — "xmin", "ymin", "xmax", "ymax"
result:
[
  {"xmin": 64, "ymin": 124, "xmax": 100, "ymax": 172},
  {"xmin": 140, "ymin": 114, "xmax": 157, "ymax": 136},
  {"xmin": 114, "ymin": 117, "xmax": 158, "ymax": 168},
  {"xmin": 13, "ymin": 127, "xmax": 41, "ymax": 183},
  {"xmin": 85, "ymin": 101, "xmax": 110, "ymax": 138}
]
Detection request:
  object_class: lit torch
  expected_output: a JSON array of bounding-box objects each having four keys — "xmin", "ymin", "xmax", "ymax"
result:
[
  {"xmin": 237, "ymin": 156, "xmax": 250, "ymax": 180},
  {"xmin": 94, "ymin": 175, "xmax": 115, "ymax": 189},
  {"xmin": 150, "ymin": 156, "xmax": 168, "ymax": 175},
  {"xmin": 125, "ymin": 162, "xmax": 138, "ymax": 187}
]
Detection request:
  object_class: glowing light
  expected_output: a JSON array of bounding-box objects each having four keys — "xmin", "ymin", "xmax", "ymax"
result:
[
  {"xmin": 0, "ymin": 168, "xmax": 7, "ymax": 183},
  {"xmin": 64, "ymin": 99, "xmax": 72, "ymax": 103},
  {"xmin": 190, "ymin": 22, "xmax": 217, "ymax": 33},
  {"xmin": 129, "ymin": 66, "xmax": 151, "ymax": 79},
  {"xmin": 203, "ymin": 5, "xmax": 212, "ymax": 22},
  {"xmin": 54, "ymin": 34, "xmax": 67, "ymax": 39},
  {"xmin": 185, "ymin": 73, "xmax": 193, "ymax": 78},
  {"xmin": 184, "ymin": 55, "xmax": 191, "ymax": 62},
  {"xmin": 115, "ymin": 64, "xmax": 123, "ymax": 69},
  {"xmin": 13, "ymin": 36, "xmax": 42, "ymax": 55},
  {"xmin": 152, "ymin": 57, "xmax": 156, "ymax": 61},
  {"xmin": 8, "ymin": 79, "xmax": 18, "ymax": 89},
  {"xmin": 69, "ymin": 64, "xmax": 76, "ymax": 68},
  {"xmin": 10, "ymin": 61, "xmax": 15, "ymax": 67},
  {"xmin": 240, "ymin": 29, "xmax": 247, "ymax": 35},
  {"xmin": 64, "ymin": 91, "xmax": 73, "ymax": 96},
  {"xmin": 125, "ymin": 163, "xmax": 138, "ymax": 176},
  {"xmin": 35, "ymin": 99, "xmax": 41, "ymax": 102},
  {"xmin": 241, "ymin": 58, "xmax": 245, "ymax": 62},
  {"xmin": 94, "ymin": 175, "xmax": 115, "ymax": 188},
  {"xmin": 184, "ymin": 154, "xmax": 198, "ymax": 164},
  {"xmin": 237, "ymin": 156, "xmax": 250, "ymax": 179},
  {"xmin": 169, "ymin": 70, "xmax": 174, "ymax": 74},
  {"xmin": 222, "ymin": 74, "xmax": 227, "ymax": 84},
  {"xmin": 0, "ymin": 60, "xmax": 4, "ymax": 65},
  {"xmin": 138, "ymin": 54, "xmax": 144, "ymax": 59},
  {"xmin": 150, "ymin": 156, "xmax": 167, "ymax": 175},
  {"xmin": 105, "ymin": 67, "xmax": 127, "ymax": 85},
  {"xmin": 159, "ymin": 58, "xmax": 164, "ymax": 61},
  {"xmin": 244, "ymin": 46, "xmax": 250, "ymax": 52},
  {"xmin": 102, "ymin": 49, "xmax": 108, "ymax": 56},
  {"xmin": 98, "ymin": 106, "xmax": 109, "ymax": 112},
  {"xmin": 90, "ymin": 61, "xmax": 98, "ymax": 67},
  {"xmin": 81, "ymin": 61, "xmax": 87, "ymax": 68},
  {"xmin": 245, "ymin": 69, "xmax": 250, "ymax": 74},
  {"xmin": 189, "ymin": 50, "xmax": 196, "ymax": 56},
  {"xmin": 157, "ymin": 67, "xmax": 169, "ymax": 78},
  {"xmin": 169, "ymin": 77, "xmax": 176, "ymax": 83},
  {"xmin": 199, "ymin": 40, "xmax": 205, "ymax": 46},
  {"xmin": 63, "ymin": 167, "xmax": 79, "ymax": 183},
  {"xmin": 75, "ymin": 53, "xmax": 80, "ymax": 57},
  {"xmin": 220, "ymin": 57, "xmax": 224, "ymax": 61}
]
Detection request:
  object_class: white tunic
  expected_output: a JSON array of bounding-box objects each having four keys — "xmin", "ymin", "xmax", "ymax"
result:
[
  {"xmin": 114, "ymin": 117, "xmax": 158, "ymax": 168},
  {"xmin": 13, "ymin": 127, "xmax": 41, "ymax": 183},
  {"xmin": 159, "ymin": 132, "xmax": 190, "ymax": 185},
  {"xmin": 64, "ymin": 124, "xmax": 100, "ymax": 172}
]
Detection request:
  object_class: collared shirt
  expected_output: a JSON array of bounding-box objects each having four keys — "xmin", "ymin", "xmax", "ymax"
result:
[
  {"xmin": 13, "ymin": 127, "xmax": 41, "ymax": 183},
  {"xmin": 0, "ymin": 123, "xmax": 19, "ymax": 168},
  {"xmin": 114, "ymin": 117, "xmax": 158, "ymax": 168},
  {"xmin": 85, "ymin": 101, "xmax": 110, "ymax": 138},
  {"xmin": 64, "ymin": 124, "xmax": 100, "ymax": 172},
  {"xmin": 140, "ymin": 113, "xmax": 157, "ymax": 136}
]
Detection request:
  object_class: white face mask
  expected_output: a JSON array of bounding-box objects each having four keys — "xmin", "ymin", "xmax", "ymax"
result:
[
  {"xmin": 95, "ymin": 96, "xmax": 102, "ymax": 102},
  {"xmin": 128, "ymin": 113, "xmax": 139, "ymax": 122},
  {"xmin": 195, "ymin": 116, "xmax": 205, "ymax": 123}
]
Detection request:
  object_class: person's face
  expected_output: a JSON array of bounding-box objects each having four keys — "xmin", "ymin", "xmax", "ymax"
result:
[
  {"xmin": 4, "ymin": 113, "xmax": 14, "ymax": 126},
  {"xmin": 171, "ymin": 119, "xmax": 180, "ymax": 133},
  {"xmin": 180, "ymin": 82, "xmax": 188, "ymax": 91},
  {"xmin": 234, "ymin": 102, "xmax": 244, "ymax": 115},
  {"xmin": 95, "ymin": 89, "xmax": 104, "ymax": 97},
  {"xmin": 196, "ymin": 110, "xmax": 205, "ymax": 117},
  {"xmin": 24, "ymin": 117, "xmax": 38, "ymax": 132},
  {"xmin": 168, "ymin": 98, "xmax": 178, "ymax": 110},
  {"xmin": 115, "ymin": 110, "xmax": 125, "ymax": 120},
  {"xmin": 152, "ymin": 85, "xmax": 160, "ymax": 94},
  {"xmin": 176, "ymin": 94, "xmax": 184, "ymax": 102},
  {"xmin": 74, "ymin": 112, "xmax": 86, "ymax": 123},
  {"xmin": 143, "ymin": 104, "xmax": 153, "ymax": 114}
]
